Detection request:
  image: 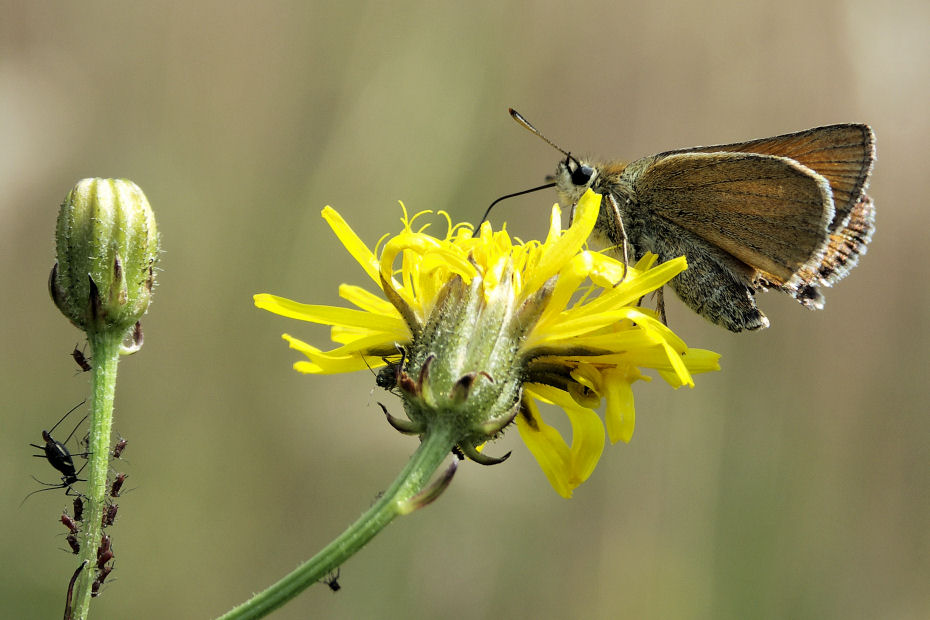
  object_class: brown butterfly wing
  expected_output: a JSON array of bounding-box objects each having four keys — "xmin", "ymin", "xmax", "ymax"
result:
[
  {"xmin": 631, "ymin": 151, "xmax": 834, "ymax": 285},
  {"xmin": 681, "ymin": 125, "xmax": 877, "ymax": 292},
  {"xmin": 675, "ymin": 124, "xmax": 875, "ymax": 232},
  {"xmin": 792, "ymin": 192, "xmax": 875, "ymax": 301}
]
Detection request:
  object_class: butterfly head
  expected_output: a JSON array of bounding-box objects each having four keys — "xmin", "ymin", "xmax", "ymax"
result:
[{"xmin": 554, "ymin": 155, "xmax": 598, "ymax": 207}]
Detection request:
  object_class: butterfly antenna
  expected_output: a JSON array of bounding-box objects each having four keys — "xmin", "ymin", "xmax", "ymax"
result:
[{"xmin": 509, "ymin": 108, "xmax": 572, "ymax": 158}]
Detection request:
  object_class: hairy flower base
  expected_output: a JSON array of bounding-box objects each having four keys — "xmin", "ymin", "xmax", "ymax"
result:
[{"xmin": 255, "ymin": 190, "xmax": 720, "ymax": 497}]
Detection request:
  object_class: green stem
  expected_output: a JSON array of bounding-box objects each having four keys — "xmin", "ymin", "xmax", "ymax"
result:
[
  {"xmin": 71, "ymin": 329, "xmax": 123, "ymax": 620},
  {"xmin": 218, "ymin": 424, "xmax": 457, "ymax": 620}
]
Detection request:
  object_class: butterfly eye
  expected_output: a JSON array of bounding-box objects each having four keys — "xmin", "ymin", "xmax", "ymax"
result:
[{"xmin": 571, "ymin": 164, "xmax": 595, "ymax": 186}]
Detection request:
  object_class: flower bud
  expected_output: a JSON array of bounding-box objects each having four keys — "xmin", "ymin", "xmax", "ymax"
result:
[{"xmin": 50, "ymin": 178, "xmax": 159, "ymax": 334}]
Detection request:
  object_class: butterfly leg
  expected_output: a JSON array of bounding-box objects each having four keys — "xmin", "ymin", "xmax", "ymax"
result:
[
  {"xmin": 655, "ymin": 286, "xmax": 668, "ymax": 325},
  {"xmin": 606, "ymin": 193, "xmax": 631, "ymax": 284}
]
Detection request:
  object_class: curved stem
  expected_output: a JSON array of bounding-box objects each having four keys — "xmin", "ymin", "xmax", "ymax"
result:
[
  {"xmin": 217, "ymin": 425, "xmax": 457, "ymax": 620},
  {"xmin": 72, "ymin": 329, "xmax": 123, "ymax": 620}
]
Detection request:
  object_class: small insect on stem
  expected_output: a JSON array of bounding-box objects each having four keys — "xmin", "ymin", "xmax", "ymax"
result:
[
  {"xmin": 91, "ymin": 563, "xmax": 114, "ymax": 598},
  {"xmin": 112, "ymin": 437, "xmax": 128, "ymax": 459},
  {"xmin": 96, "ymin": 550, "xmax": 114, "ymax": 571},
  {"xmin": 110, "ymin": 473, "xmax": 128, "ymax": 498},
  {"xmin": 321, "ymin": 568, "xmax": 341, "ymax": 592},
  {"xmin": 96, "ymin": 533, "xmax": 115, "ymax": 570},
  {"xmin": 72, "ymin": 497, "xmax": 84, "ymax": 522},
  {"xmin": 65, "ymin": 534, "xmax": 80, "ymax": 554},
  {"xmin": 102, "ymin": 504, "xmax": 118, "ymax": 527},
  {"xmin": 70, "ymin": 343, "xmax": 92, "ymax": 372},
  {"xmin": 23, "ymin": 401, "xmax": 91, "ymax": 504},
  {"xmin": 96, "ymin": 533, "xmax": 111, "ymax": 559},
  {"xmin": 60, "ymin": 513, "xmax": 79, "ymax": 535}
]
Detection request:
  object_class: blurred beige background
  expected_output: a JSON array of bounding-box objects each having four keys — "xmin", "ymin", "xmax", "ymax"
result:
[{"xmin": 2, "ymin": 1, "xmax": 928, "ymax": 618}]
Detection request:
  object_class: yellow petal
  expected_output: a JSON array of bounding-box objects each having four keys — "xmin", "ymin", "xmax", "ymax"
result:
[
  {"xmin": 603, "ymin": 369, "xmax": 637, "ymax": 443},
  {"xmin": 516, "ymin": 398, "xmax": 573, "ymax": 498},
  {"xmin": 255, "ymin": 294, "xmax": 408, "ymax": 335},
  {"xmin": 339, "ymin": 284, "xmax": 397, "ymax": 315},
  {"xmin": 522, "ymin": 384, "xmax": 606, "ymax": 494},
  {"xmin": 525, "ymin": 191, "xmax": 600, "ymax": 293},
  {"xmin": 321, "ymin": 206, "xmax": 380, "ymax": 285},
  {"xmin": 282, "ymin": 334, "xmax": 380, "ymax": 374},
  {"xmin": 565, "ymin": 401, "xmax": 606, "ymax": 485},
  {"xmin": 533, "ymin": 252, "xmax": 593, "ymax": 333}
]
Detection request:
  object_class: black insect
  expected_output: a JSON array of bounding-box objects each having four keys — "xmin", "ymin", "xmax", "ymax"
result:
[
  {"xmin": 73, "ymin": 497, "xmax": 84, "ymax": 522},
  {"xmin": 375, "ymin": 362, "xmax": 400, "ymax": 392},
  {"xmin": 322, "ymin": 568, "xmax": 341, "ymax": 592},
  {"xmin": 374, "ymin": 348, "xmax": 407, "ymax": 394},
  {"xmin": 112, "ymin": 437, "xmax": 127, "ymax": 459},
  {"xmin": 70, "ymin": 344, "xmax": 92, "ymax": 372},
  {"xmin": 24, "ymin": 401, "xmax": 90, "ymax": 503},
  {"xmin": 110, "ymin": 473, "xmax": 128, "ymax": 498}
]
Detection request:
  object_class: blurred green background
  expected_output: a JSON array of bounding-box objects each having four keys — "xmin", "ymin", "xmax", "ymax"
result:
[{"xmin": 2, "ymin": 2, "xmax": 927, "ymax": 618}]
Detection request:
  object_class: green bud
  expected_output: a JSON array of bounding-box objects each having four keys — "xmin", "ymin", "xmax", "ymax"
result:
[{"xmin": 50, "ymin": 178, "xmax": 159, "ymax": 335}]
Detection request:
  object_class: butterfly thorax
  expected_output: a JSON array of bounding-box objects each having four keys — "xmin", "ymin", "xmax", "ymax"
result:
[{"xmin": 556, "ymin": 157, "xmax": 651, "ymax": 258}]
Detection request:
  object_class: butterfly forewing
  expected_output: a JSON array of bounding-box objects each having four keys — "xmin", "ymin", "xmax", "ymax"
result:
[
  {"xmin": 680, "ymin": 124, "xmax": 874, "ymax": 229},
  {"xmin": 631, "ymin": 152, "xmax": 834, "ymax": 283}
]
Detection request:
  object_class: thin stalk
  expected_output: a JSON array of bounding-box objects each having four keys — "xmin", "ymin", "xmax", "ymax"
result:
[
  {"xmin": 218, "ymin": 424, "xmax": 457, "ymax": 620},
  {"xmin": 71, "ymin": 329, "xmax": 123, "ymax": 620}
]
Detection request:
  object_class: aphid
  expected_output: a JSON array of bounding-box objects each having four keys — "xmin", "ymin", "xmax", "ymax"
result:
[
  {"xmin": 64, "ymin": 560, "xmax": 87, "ymax": 620},
  {"xmin": 24, "ymin": 401, "xmax": 90, "ymax": 503},
  {"xmin": 72, "ymin": 496, "xmax": 84, "ymax": 522},
  {"xmin": 91, "ymin": 563, "xmax": 113, "ymax": 598},
  {"xmin": 70, "ymin": 344, "xmax": 92, "ymax": 372},
  {"xmin": 61, "ymin": 513, "xmax": 79, "ymax": 535},
  {"xmin": 97, "ymin": 532, "xmax": 110, "ymax": 551},
  {"xmin": 65, "ymin": 534, "xmax": 80, "ymax": 554},
  {"xmin": 96, "ymin": 550, "xmax": 114, "ymax": 570},
  {"xmin": 322, "ymin": 568, "xmax": 341, "ymax": 592},
  {"xmin": 110, "ymin": 473, "xmax": 128, "ymax": 498},
  {"xmin": 112, "ymin": 437, "xmax": 128, "ymax": 459},
  {"xmin": 102, "ymin": 504, "xmax": 118, "ymax": 527},
  {"xmin": 95, "ymin": 535, "xmax": 115, "ymax": 570}
]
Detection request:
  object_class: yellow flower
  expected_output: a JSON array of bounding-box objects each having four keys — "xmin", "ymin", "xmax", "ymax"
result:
[{"xmin": 255, "ymin": 190, "xmax": 719, "ymax": 498}]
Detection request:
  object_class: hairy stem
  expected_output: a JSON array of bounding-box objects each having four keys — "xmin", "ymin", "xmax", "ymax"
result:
[
  {"xmin": 218, "ymin": 424, "xmax": 456, "ymax": 619},
  {"xmin": 71, "ymin": 329, "xmax": 123, "ymax": 619}
]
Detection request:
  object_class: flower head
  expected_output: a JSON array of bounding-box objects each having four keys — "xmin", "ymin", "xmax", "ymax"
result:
[
  {"xmin": 255, "ymin": 190, "xmax": 719, "ymax": 497},
  {"xmin": 50, "ymin": 178, "xmax": 159, "ymax": 337}
]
